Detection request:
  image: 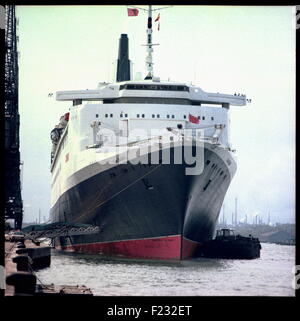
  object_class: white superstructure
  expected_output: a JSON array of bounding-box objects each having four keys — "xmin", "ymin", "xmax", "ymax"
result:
[{"xmin": 50, "ymin": 79, "xmax": 246, "ymax": 206}]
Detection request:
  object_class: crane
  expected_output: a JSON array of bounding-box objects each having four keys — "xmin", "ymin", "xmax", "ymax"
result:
[{"xmin": 5, "ymin": 5, "xmax": 23, "ymax": 229}]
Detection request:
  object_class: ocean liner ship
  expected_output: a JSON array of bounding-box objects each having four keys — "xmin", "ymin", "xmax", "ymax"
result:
[{"xmin": 50, "ymin": 6, "xmax": 247, "ymax": 260}]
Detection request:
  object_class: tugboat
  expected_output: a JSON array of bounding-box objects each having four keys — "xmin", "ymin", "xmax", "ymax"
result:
[{"xmin": 197, "ymin": 228, "xmax": 261, "ymax": 259}]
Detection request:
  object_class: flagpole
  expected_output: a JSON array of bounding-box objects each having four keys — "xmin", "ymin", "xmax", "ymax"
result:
[{"xmin": 127, "ymin": 5, "xmax": 148, "ymax": 12}]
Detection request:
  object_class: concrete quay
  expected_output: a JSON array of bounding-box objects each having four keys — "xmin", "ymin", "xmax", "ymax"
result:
[{"xmin": 5, "ymin": 239, "xmax": 93, "ymax": 296}]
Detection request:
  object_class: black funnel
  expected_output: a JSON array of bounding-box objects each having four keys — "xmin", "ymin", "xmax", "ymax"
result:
[{"xmin": 116, "ymin": 34, "xmax": 131, "ymax": 82}]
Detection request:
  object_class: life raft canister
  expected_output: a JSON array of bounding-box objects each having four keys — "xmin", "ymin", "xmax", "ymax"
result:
[{"xmin": 50, "ymin": 128, "xmax": 62, "ymax": 143}]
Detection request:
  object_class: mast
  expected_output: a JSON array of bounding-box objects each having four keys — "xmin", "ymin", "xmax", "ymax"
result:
[
  {"xmin": 145, "ymin": 5, "xmax": 153, "ymax": 79},
  {"xmin": 128, "ymin": 5, "xmax": 171, "ymax": 80}
]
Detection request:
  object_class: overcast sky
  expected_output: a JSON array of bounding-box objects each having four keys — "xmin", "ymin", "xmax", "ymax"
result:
[{"xmin": 16, "ymin": 5, "xmax": 295, "ymax": 224}]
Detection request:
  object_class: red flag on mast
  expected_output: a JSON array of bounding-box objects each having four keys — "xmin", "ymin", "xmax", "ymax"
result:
[
  {"xmin": 127, "ymin": 8, "xmax": 139, "ymax": 16},
  {"xmin": 188, "ymin": 113, "xmax": 200, "ymax": 124}
]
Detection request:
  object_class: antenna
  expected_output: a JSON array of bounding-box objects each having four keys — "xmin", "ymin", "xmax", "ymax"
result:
[
  {"xmin": 235, "ymin": 197, "xmax": 237, "ymax": 226},
  {"xmin": 193, "ymin": 62, "xmax": 197, "ymax": 85}
]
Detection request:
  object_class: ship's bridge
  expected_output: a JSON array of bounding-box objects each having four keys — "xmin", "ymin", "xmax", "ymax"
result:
[{"xmin": 56, "ymin": 80, "xmax": 247, "ymax": 108}]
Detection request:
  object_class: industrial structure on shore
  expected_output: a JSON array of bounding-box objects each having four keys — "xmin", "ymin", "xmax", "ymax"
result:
[{"xmin": 5, "ymin": 5, "xmax": 23, "ymax": 230}]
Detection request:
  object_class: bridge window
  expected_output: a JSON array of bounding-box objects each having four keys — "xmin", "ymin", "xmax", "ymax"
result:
[
  {"xmin": 73, "ymin": 99, "xmax": 82, "ymax": 106},
  {"xmin": 110, "ymin": 114, "xmax": 113, "ymax": 118},
  {"xmin": 142, "ymin": 114, "xmax": 145, "ymax": 118},
  {"xmin": 202, "ymin": 116, "xmax": 205, "ymax": 120},
  {"xmin": 157, "ymin": 114, "xmax": 160, "ymax": 118},
  {"xmin": 125, "ymin": 113, "xmax": 128, "ymax": 117},
  {"xmin": 119, "ymin": 84, "xmax": 190, "ymax": 92},
  {"xmin": 191, "ymin": 101, "xmax": 201, "ymax": 106},
  {"xmin": 137, "ymin": 114, "xmax": 140, "ymax": 118},
  {"xmin": 152, "ymin": 114, "xmax": 155, "ymax": 118},
  {"xmin": 183, "ymin": 115, "xmax": 186, "ymax": 119},
  {"xmin": 105, "ymin": 114, "xmax": 108, "ymax": 118},
  {"xmin": 167, "ymin": 115, "xmax": 170, "ymax": 118},
  {"xmin": 211, "ymin": 116, "xmax": 214, "ymax": 121},
  {"xmin": 171, "ymin": 115, "xmax": 175, "ymax": 119}
]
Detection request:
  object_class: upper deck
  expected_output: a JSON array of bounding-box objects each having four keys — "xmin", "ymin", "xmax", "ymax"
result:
[{"xmin": 56, "ymin": 80, "xmax": 246, "ymax": 108}]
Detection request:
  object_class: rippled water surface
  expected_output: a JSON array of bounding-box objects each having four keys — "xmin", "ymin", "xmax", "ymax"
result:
[{"xmin": 36, "ymin": 243, "xmax": 295, "ymax": 296}]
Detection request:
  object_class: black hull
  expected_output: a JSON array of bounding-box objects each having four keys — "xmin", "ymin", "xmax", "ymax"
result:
[{"xmin": 51, "ymin": 145, "xmax": 235, "ymax": 259}]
